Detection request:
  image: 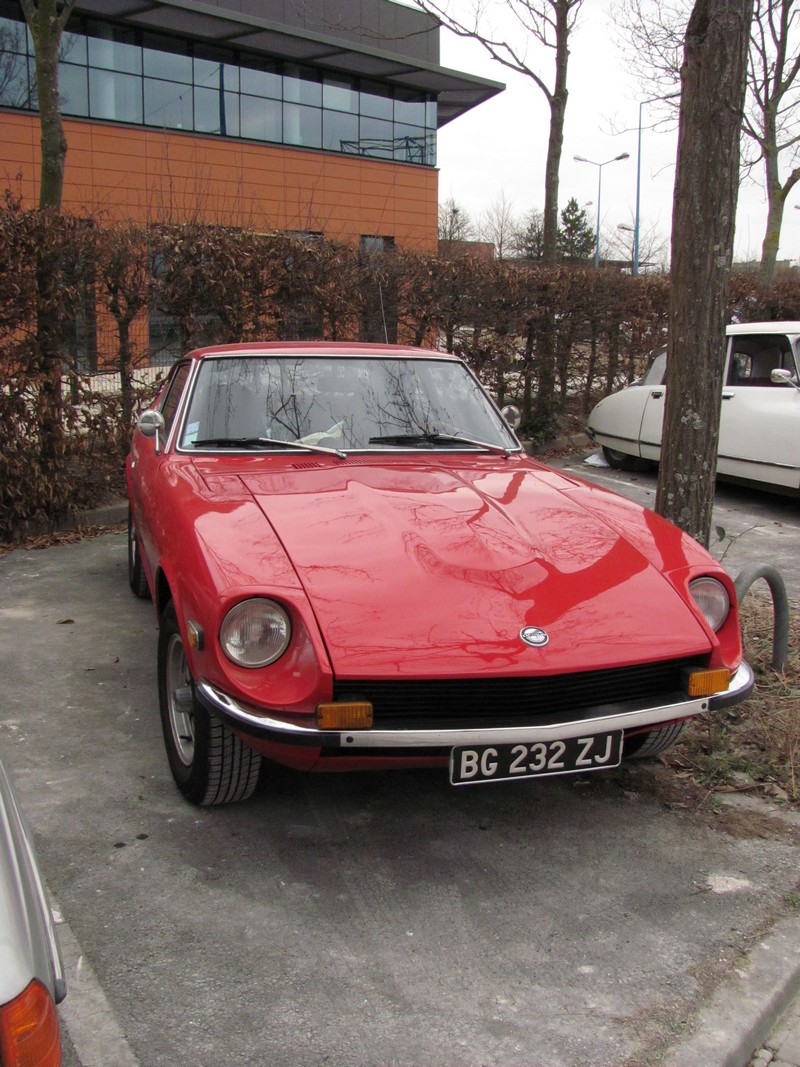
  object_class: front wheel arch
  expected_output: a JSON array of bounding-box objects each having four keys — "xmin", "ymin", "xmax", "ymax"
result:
[{"xmin": 157, "ymin": 600, "xmax": 262, "ymax": 805}]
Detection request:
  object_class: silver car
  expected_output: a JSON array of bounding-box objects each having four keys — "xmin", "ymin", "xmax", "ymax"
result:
[{"xmin": 0, "ymin": 742, "xmax": 65, "ymax": 1065}]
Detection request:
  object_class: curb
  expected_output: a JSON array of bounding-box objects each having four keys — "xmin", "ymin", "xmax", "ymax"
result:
[
  {"xmin": 662, "ymin": 914, "xmax": 800, "ymax": 1067},
  {"xmin": 73, "ymin": 499, "xmax": 128, "ymax": 529},
  {"xmin": 17, "ymin": 498, "xmax": 129, "ymax": 543}
]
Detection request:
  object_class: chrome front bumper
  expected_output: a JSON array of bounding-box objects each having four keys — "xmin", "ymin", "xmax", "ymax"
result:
[{"xmin": 196, "ymin": 661, "xmax": 754, "ymax": 750}]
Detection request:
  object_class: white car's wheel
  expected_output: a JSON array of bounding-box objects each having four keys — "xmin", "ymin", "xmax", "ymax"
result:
[{"xmin": 601, "ymin": 445, "xmax": 639, "ymax": 471}]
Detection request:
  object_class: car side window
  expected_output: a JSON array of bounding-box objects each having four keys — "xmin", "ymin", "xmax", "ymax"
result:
[
  {"xmin": 727, "ymin": 335, "xmax": 793, "ymax": 387},
  {"xmin": 159, "ymin": 363, "xmax": 192, "ymax": 435}
]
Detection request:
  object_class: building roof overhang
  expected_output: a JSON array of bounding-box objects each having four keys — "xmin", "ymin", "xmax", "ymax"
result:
[{"xmin": 71, "ymin": 0, "xmax": 504, "ymax": 125}]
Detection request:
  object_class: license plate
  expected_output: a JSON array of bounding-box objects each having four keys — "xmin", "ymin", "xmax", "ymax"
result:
[{"xmin": 449, "ymin": 732, "xmax": 624, "ymax": 785}]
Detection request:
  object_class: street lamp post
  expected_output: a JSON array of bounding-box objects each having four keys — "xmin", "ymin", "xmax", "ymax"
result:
[
  {"xmin": 634, "ymin": 93, "xmax": 680, "ymax": 275},
  {"xmin": 618, "ymin": 223, "xmax": 635, "ymax": 271},
  {"xmin": 574, "ymin": 152, "xmax": 630, "ymax": 268}
]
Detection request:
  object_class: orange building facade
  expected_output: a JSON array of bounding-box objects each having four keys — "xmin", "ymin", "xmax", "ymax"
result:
[
  {"xmin": 2, "ymin": 111, "xmax": 439, "ymax": 249},
  {"xmin": 0, "ymin": 0, "xmax": 501, "ymax": 252}
]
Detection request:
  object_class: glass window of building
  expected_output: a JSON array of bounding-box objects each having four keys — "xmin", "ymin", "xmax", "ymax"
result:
[
  {"xmin": 0, "ymin": 11, "xmax": 30, "ymax": 53},
  {"xmin": 195, "ymin": 86, "xmax": 239, "ymax": 136},
  {"xmin": 359, "ymin": 115, "xmax": 394, "ymax": 158},
  {"xmin": 323, "ymin": 110, "xmax": 359, "ymax": 153},
  {"xmin": 0, "ymin": 10, "xmax": 438, "ymax": 169},
  {"xmin": 60, "ymin": 29, "xmax": 87, "ymax": 65},
  {"xmin": 393, "ymin": 122, "xmax": 428, "ymax": 163},
  {"xmin": 87, "ymin": 23, "xmax": 141, "ymax": 75},
  {"xmin": 59, "ymin": 62, "xmax": 89, "ymax": 116},
  {"xmin": 241, "ymin": 94, "xmax": 281, "ymax": 142},
  {"xmin": 89, "ymin": 68, "xmax": 143, "ymax": 123},
  {"xmin": 240, "ymin": 62, "xmax": 281, "ymax": 99},
  {"xmin": 0, "ymin": 52, "xmax": 33, "ymax": 108},
  {"xmin": 194, "ymin": 51, "xmax": 239, "ymax": 93},
  {"xmin": 323, "ymin": 77, "xmax": 358, "ymax": 114},
  {"xmin": 284, "ymin": 64, "xmax": 321, "ymax": 105},
  {"xmin": 394, "ymin": 89, "xmax": 426, "ymax": 126},
  {"xmin": 144, "ymin": 78, "xmax": 193, "ymax": 129},
  {"xmin": 360, "ymin": 80, "xmax": 393, "ymax": 120},
  {"xmin": 142, "ymin": 32, "xmax": 191, "ymax": 82},
  {"xmin": 283, "ymin": 101, "xmax": 321, "ymax": 148}
]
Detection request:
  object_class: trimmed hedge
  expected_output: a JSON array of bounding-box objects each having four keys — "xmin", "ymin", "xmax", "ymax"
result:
[{"xmin": 1, "ymin": 200, "xmax": 798, "ymax": 540}]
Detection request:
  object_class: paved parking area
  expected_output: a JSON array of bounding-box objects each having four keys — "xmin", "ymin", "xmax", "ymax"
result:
[{"xmin": 1, "ymin": 467, "xmax": 799, "ymax": 1067}]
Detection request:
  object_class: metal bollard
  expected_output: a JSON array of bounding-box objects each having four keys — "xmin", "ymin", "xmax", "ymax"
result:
[{"xmin": 733, "ymin": 564, "xmax": 791, "ymax": 673}]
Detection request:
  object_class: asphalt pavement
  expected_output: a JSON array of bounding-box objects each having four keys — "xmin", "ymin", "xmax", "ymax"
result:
[{"xmin": 1, "ymin": 449, "xmax": 799, "ymax": 1067}]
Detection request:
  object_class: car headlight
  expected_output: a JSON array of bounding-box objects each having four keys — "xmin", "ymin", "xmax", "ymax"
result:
[
  {"xmin": 220, "ymin": 599, "xmax": 291, "ymax": 667},
  {"xmin": 689, "ymin": 577, "xmax": 730, "ymax": 632}
]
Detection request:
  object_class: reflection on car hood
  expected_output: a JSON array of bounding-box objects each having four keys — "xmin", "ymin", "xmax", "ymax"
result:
[{"xmin": 236, "ymin": 461, "xmax": 710, "ymax": 679}]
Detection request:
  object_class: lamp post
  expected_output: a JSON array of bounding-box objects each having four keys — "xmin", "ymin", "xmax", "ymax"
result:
[
  {"xmin": 634, "ymin": 93, "xmax": 680, "ymax": 275},
  {"xmin": 574, "ymin": 152, "xmax": 630, "ymax": 267},
  {"xmin": 618, "ymin": 223, "xmax": 635, "ymax": 271}
]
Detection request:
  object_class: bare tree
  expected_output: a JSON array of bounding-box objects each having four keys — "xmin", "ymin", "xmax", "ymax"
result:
[
  {"xmin": 477, "ymin": 191, "xmax": 518, "ymax": 258},
  {"xmin": 656, "ymin": 0, "xmax": 753, "ymax": 545},
  {"xmin": 616, "ymin": 0, "xmax": 800, "ymax": 280},
  {"xmin": 438, "ymin": 197, "xmax": 476, "ymax": 241},
  {"xmin": 746, "ymin": 0, "xmax": 800, "ymax": 280},
  {"xmin": 415, "ymin": 0, "xmax": 584, "ymax": 263},
  {"xmin": 19, "ymin": 0, "xmax": 78, "ymax": 210},
  {"xmin": 602, "ymin": 215, "xmax": 670, "ymax": 270},
  {"xmin": 510, "ymin": 207, "xmax": 546, "ymax": 258}
]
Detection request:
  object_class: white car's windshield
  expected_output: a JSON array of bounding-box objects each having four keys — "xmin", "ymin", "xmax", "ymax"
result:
[{"xmin": 179, "ymin": 355, "xmax": 519, "ymax": 453}]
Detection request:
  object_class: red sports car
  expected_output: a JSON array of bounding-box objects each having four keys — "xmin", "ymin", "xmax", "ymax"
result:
[{"xmin": 126, "ymin": 342, "xmax": 753, "ymax": 805}]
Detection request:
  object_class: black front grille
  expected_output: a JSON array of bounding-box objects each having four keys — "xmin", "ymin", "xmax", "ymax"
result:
[{"xmin": 332, "ymin": 657, "xmax": 705, "ymax": 730}]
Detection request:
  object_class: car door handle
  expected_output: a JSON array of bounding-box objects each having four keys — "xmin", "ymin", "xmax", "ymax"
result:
[
  {"xmin": 721, "ymin": 391, "xmax": 735, "ymax": 399},
  {"xmin": 650, "ymin": 390, "xmax": 664, "ymax": 399}
]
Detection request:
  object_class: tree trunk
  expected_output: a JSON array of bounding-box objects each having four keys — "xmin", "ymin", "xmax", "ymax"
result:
[
  {"xmin": 536, "ymin": 1, "xmax": 571, "ymax": 444},
  {"xmin": 541, "ymin": 0, "xmax": 570, "ymax": 264},
  {"xmin": 21, "ymin": 0, "xmax": 72, "ymax": 211},
  {"xmin": 759, "ymin": 138, "xmax": 784, "ymax": 283},
  {"xmin": 655, "ymin": 0, "xmax": 753, "ymax": 546}
]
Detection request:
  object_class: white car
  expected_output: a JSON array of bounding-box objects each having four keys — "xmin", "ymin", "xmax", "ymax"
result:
[
  {"xmin": 0, "ymin": 742, "xmax": 65, "ymax": 1065},
  {"xmin": 587, "ymin": 322, "xmax": 800, "ymax": 493}
]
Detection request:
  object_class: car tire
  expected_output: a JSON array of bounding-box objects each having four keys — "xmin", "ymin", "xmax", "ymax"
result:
[
  {"xmin": 158, "ymin": 601, "xmax": 261, "ymax": 805},
  {"xmin": 623, "ymin": 722, "xmax": 688, "ymax": 760},
  {"xmin": 127, "ymin": 510, "xmax": 151, "ymax": 599},
  {"xmin": 601, "ymin": 445, "xmax": 640, "ymax": 471}
]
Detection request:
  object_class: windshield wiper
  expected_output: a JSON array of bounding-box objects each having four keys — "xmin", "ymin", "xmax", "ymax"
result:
[
  {"xmin": 190, "ymin": 437, "xmax": 347, "ymax": 459},
  {"xmin": 368, "ymin": 432, "xmax": 514, "ymax": 457}
]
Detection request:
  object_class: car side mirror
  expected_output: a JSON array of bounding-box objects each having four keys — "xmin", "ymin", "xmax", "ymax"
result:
[
  {"xmin": 138, "ymin": 409, "xmax": 166, "ymax": 452},
  {"xmin": 770, "ymin": 368, "xmax": 800, "ymax": 390},
  {"xmin": 501, "ymin": 404, "xmax": 521, "ymax": 430}
]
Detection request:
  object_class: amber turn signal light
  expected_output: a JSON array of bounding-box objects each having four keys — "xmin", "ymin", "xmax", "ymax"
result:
[
  {"xmin": 0, "ymin": 979, "xmax": 62, "ymax": 1067},
  {"xmin": 686, "ymin": 668, "xmax": 731, "ymax": 697},
  {"xmin": 315, "ymin": 702, "xmax": 373, "ymax": 729}
]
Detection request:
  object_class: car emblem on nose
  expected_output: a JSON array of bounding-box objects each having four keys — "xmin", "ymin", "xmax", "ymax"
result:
[{"xmin": 520, "ymin": 626, "xmax": 549, "ymax": 648}]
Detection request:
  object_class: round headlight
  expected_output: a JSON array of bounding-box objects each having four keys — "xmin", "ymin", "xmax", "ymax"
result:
[
  {"xmin": 689, "ymin": 577, "xmax": 730, "ymax": 632},
  {"xmin": 220, "ymin": 599, "xmax": 291, "ymax": 667}
]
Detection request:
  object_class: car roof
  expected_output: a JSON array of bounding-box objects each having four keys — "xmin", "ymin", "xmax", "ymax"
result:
[
  {"xmin": 726, "ymin": 321, "xmax": 800, "ymax": 336},
  {"xmin": 185, "ymin": 342, "xmax": 452, "ymax": 361}
]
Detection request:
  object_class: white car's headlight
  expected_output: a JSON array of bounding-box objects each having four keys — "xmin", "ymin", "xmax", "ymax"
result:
[
  {"xmin": 220, "ymin": 599, "xmax": 291, "ymax": 667},
  {"xmin": 689, "ymin": 577, "xmax": 730, "ymax": 632}
]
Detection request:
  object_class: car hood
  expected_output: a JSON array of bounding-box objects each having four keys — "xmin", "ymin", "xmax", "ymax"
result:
[{"xmin": 234, "ymin": 460, "xmax": 711, "ymax": 678}]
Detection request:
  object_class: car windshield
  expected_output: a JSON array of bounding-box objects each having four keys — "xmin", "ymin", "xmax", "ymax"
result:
[{"xmin": 179, "ymin": 355, "xmax": 519, "ymax": 453}]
